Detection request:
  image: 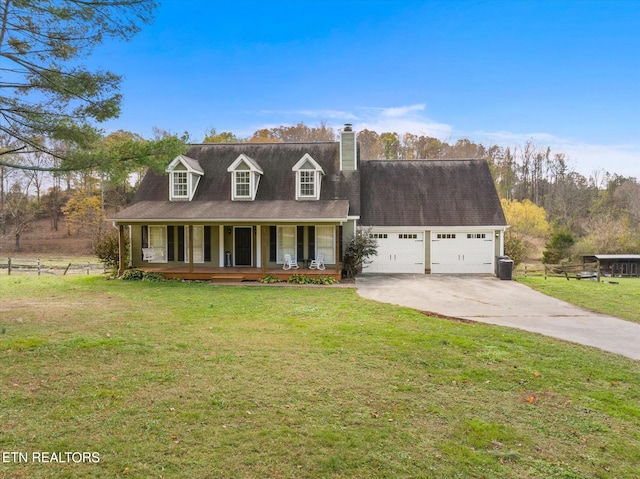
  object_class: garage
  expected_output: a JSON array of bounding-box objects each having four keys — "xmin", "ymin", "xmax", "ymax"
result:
[
  {"xmin": 430, "ymin": 232, "xmax": 494, "ymax": 274},
  {"xmin": 364, "ymin": 232, "xmax": 425, "ymax": 273}
]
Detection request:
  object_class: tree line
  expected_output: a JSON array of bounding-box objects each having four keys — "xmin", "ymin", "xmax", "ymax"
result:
[{"xmin": 2, "ymin": 120, "xmax": 638, "ymax": 261}]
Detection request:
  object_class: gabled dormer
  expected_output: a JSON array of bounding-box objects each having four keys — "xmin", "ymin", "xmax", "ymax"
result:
[
  {"xmin": 292, "ymin": 154, "xmax": 325, "ymax": 200},
  {"xmin": 166, "ymin": 155, "xmax": 204, "ymax": 201},
  {"xmin": 227, "ymin": 154, "xmax": 263, "ymax": 201}
]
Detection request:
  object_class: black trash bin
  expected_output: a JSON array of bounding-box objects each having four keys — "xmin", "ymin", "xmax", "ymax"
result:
[
  {"xmin": 498, "ymin": 259, "xmax": 513, "ymax": 280},
  {"xmin": 496, "ymin": 255, "xmax": 509, "ymax": 277}
]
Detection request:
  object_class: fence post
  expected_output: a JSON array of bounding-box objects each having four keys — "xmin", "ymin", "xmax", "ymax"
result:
[
  {"xmin": 64, "ymin": 263, "xmax": 71, "ymax": 275},
  {"xmin": 7, "ymin": 258, "xmax": 11, "ymax": 275},
  {"xmin": 86, "ymin": 262, "xmax": 90, "ymax": 275},
  {"xmin": 37, "ymin": 258, "xmax": 41, "ymax": 276}
]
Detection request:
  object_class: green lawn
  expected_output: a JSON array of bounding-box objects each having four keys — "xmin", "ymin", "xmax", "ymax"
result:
[
  {"xmin": 517, "ymin": 276, "xmax": 640, "ymax": 324},
  {"xmin": 1, "ymin": 276, "xmax": 639, "ymax": 478}
]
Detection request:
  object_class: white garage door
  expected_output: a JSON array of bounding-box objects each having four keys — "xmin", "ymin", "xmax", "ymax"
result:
[
  {"xmin": 364, "ymin": 232, "xmax": 425, "ymax": 274},
  {"xmin": 431, "ymin": 232, "xmax": 494, "ymax": 274}
]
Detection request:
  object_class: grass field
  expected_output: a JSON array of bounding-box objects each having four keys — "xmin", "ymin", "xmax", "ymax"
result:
[
  {"xmin": 517, "ymin": 276, "xmax": 640, "ymax": 324},
  {"xmin": 1, "ymin": 276, "xmax": 639, "ymax": 478}
]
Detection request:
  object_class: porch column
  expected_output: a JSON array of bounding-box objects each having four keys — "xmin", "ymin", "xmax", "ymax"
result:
[
  {"xmin": 335, "ymin": 224, "xmax": 340, "ymax": 276},
  {"xmin": 188, "ymin": 225, "xmax": 194, "ymax": 273},
  {"xmin": 255, "ymin": 225, "xmax": 261, "ymax": 269},
  {"xmin": 117, "ymin": 224, "xmax": 126, "ymax": 276},
  {"xmin": 218, "ymin": 226, "xmax": 225, "ymax": 267}
]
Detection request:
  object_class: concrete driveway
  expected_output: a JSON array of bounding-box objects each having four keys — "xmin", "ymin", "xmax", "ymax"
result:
[{"xmin": 356, "ymin": 274, "xmax": 640, "ymax": 360}]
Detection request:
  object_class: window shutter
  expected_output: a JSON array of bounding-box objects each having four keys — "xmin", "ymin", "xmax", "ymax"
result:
[
  {"xmin": 178, "ymin": 226, "xmax": 185, "ymax": 262},
  {"xmin": 167, "ymin": 226, "xmax": 175, "ymax": 261},
  {"xmin": 269, "ymin": 226, "xmax": 276, "ymax": 262},
  {"xmin": 308, "ymin": 226, "xmax": 315, "ymax": 259},
  {"xmin": 204, "ymin": 226, "xmax": 211, "ymax": 262},
  {"xmin": 297, "ymin": 226, "xmax": 304, "ymax": 260},
  {"xmin": 141, "ymin": 226, "xmax": 149, "ymax": 260}
]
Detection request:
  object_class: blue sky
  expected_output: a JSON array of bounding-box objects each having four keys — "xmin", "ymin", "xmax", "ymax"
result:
[{"xmin": 91, "ymin": 0, "xmax": 639, "ymax": 178}]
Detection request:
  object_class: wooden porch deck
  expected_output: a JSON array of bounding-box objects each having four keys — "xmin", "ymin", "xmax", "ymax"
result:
[{"xmin": 139, "ymin": 266, "xmax": 342, "ymax": 282}]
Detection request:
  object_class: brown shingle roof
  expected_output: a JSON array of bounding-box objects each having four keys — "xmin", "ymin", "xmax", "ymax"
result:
[
  {"xmin": 359, "ymin": 159, "xmax": 507, "ymax": 227},
  {"xmin": 127, "ymin": 142, "xmax": 360, "ymax": 218}
]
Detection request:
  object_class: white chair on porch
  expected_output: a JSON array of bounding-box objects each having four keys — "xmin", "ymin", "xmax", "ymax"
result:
[
  {"xmin": 309, "ymin": 253, "xmax": 325, "ymax": 270},
  {"xmin": 282, "ymin": 254, "xmax": 299, "ymax": 270}
]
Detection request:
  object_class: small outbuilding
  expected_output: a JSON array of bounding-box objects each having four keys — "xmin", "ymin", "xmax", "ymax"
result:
[{"xmin": 581, "ymin": 254, "xmax": 640, "ymax": 278}]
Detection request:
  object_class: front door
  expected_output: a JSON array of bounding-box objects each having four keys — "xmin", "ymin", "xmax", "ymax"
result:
[{"xmin": 234, "ymin": 227, "xmax": 252, "ymax": 266}]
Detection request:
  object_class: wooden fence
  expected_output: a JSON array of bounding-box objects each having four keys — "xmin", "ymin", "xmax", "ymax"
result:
[
  {"xmin": 0, "ymin": 258, "xmax": 107, "ymax": 276},
  {"xmin": 520, "ymin": 262, "xmax": 599, "ymax": 280}
]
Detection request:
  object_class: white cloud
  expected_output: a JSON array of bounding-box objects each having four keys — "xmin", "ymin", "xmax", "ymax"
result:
[
  {"xmin": 350, "ymin": 105, "xmax": 454, "ymax": 139},
  {"xmin": 378, "ymin": 104, "xmax": 426, "ymax": 118}
]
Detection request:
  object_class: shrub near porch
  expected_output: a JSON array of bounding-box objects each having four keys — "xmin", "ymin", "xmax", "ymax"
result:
[{"xmin": 1, "ymin": 276, "xmax": 639, "ymax": 478}]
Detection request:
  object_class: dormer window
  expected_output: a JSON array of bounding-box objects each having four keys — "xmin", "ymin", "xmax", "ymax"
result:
[
  {"xmin": 227, "ymin": 154, "xmax": 263, "ymax": 201},
  {"xmin": 166, "ymin": 155, "xmax": 204, "ymax": 201},
  {"xmin": 293, "ymin": 154, "xmax": 324, "ymax": 200}
]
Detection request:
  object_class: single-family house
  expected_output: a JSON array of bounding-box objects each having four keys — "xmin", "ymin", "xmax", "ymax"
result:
[{"xmin": 110, "ymin": 125, "xmax": 508, "ymax": 280}]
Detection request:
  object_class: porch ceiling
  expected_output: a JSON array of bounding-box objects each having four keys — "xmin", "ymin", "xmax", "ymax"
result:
[{"xmin": 109, "ymin": 199, "xmax": 350, "ymax": 223}]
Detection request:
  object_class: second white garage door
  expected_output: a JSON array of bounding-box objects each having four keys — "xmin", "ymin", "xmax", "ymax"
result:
[
  {"xmin": 364, "ymin": 232, "xmax": 425, "ymax": 274},
  {"xmin": 430, "ymin": 232, "xmax": 494, "ymax": 274}
]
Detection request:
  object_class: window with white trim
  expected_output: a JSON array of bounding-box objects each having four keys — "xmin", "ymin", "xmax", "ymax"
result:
[
  {"xmin": 166, "ymin": 155, "xmax": 204, "ymax": 201},
  {"xmin": 148, "ymin": 225, "xmax": 167, "ymax": 263},
  {"xmin": 227, "ymin": 154, "xmax": 263, "ymax": 201},
  {"xmin": 277, "ymin": 226, "xmax": 296, "ymax": 263},
  {"xmin": 172, "ymin": 171, "xmax": 188, "ymax": 198},
  {"xmin": 235, "ymin": 171, "xmax": 251, "ymax": 198},
  {"xmin": 292, "ymin": 154, "xmax": 324, "ymax": 200},
  {"xmin": 185, "ymin": 225, "xmax": 205, "ymax": 263},
  {"xmin": 299, "ymin": 170, "xmax": 315, "ymax": 197},
  {"xmin": 316, "ymin": 226, "xmax": 335, "ymax": 263}
]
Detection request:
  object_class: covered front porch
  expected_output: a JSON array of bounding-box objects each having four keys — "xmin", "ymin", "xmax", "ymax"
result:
[{"xmin": 115, "ymin": 222, "xmax": 347, "ymax": 282}]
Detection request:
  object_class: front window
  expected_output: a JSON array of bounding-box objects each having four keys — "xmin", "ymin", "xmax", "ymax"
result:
[
  {"xmin": 184, "ymin": 225, "xmax": 205, "ymax": 263},
  {"xmin": 277, "ymin": 226, "xmax": 296, "ymax": 263},
  {"xmin": 299, "ymin": 170, "xmax": 315, "ymax": 197},
  {"xmin": 235, "ymin": 171, "xmax": 251, "ymax": 197},
  {"xmin": 316, "ymin": 226, "xmax": 335, "ymax": 263},
  {"xmin": 173, "ymin": 172, "xmax": 188, "ymax": 198},
  {"xmin": 148, "ymin": 225, "xmax": 167, "ymax": 263}
]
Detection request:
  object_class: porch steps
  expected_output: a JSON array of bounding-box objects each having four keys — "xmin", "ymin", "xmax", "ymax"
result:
[{"xmin": 211, "ymin": 274, "xmax": 245, "ymax": 283}]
